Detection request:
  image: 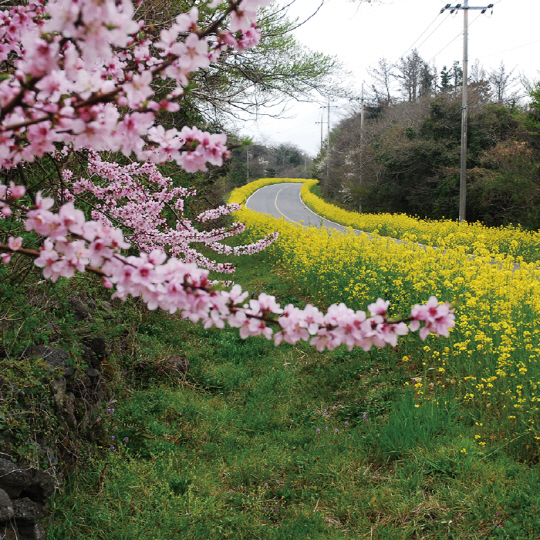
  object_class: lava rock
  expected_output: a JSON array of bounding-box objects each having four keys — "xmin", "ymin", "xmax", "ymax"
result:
[
  {"xmin": 12, "ymin": 498, "xmax": 44, "ymax": 525},
  {"xmin": 0, "ymin": 489, "xmax": 14, "ymax": 522},
  {"xmin": 24, "ymin": 470, "xmax": 55, "ymax": 502},
  {"xmin": 84, "ymin": 367, "xmax": 101, "ymax": 386},
  {"xmin": 79, "ymin": 344, "xmax": 100, "ymax": 370},
  {"xmin": 23, "ymin": 347, "xmax": 73, "ymax": 378},
  {"xmin": 0, "ymin": 459, "xmax": 32, "ymax": 499},
  {"xmin": 86, "ymin": 337, "xmax": 109, "ymax": 361}
]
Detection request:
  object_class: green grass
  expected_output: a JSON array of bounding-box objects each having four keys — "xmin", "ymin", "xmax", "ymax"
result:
[{"xmin": 47, "ymin": 250, "xmax": 540, "ymax": 539}]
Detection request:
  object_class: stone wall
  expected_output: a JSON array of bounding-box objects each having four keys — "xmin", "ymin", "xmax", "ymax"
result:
[
  {"xmin": 0, "ymin": 455, "xmax": 54, "ymax": 540},
  {"xmin": 0, "ymin": 296, "xmax": 113, "ymax": 539}
]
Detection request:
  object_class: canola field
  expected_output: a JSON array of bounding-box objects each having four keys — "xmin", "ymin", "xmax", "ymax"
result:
[
  {"xmin": 230, "ymin": 179, "xmax": 540, "ymax": 460},
  {"xmin": 300, "ymin": 180, "xmax": 540, "ymax": 263}
]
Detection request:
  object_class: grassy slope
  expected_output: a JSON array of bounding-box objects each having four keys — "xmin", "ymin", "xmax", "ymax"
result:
[{"xmin": 48, "ymin": 245, "xmax": 540, "ymax": 539}]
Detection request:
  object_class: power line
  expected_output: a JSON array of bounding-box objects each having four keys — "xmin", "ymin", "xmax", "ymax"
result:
[
  {"xmin": 399, "ymin": 12, "xmax": 444, "ymax": 59},
  {"xmin": 429, "ymin": 12, "xmax": 483, "ymax": 63},
  {"xmin": 478, "ymin": 39, "xmax": 540, "ymax": 59},
  {"xmin": 414, "ymin": 14, "xmax": 453, "ymax": 54}
]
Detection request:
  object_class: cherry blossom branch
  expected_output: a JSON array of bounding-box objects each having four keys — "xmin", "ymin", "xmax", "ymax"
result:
[
  {"xmin": 69, "ymin": 150, "xmax": 277, "ymax": 273},
  {"xmin": 0, "ymin": 0, "xmax": 271, "ymax": 170},
  {"xmin": 0, "ymin": 184, "xmax": 455, "ymax": 351},
  {"xmin": 0, "ymin": 0, "xmax": 456, "ymax": 353},
  {"xmin": 0, "ymin": 243, "xmax": 107, "ymax": 278}
]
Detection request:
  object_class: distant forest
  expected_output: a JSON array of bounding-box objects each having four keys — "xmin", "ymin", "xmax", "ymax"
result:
[
  {"xmin": 229, "ymin": 142, "xmax": 314, "ymax": 184},
  {"xmin": 315, "ymin": 51, "xmax": 540, "ymax": 229}
]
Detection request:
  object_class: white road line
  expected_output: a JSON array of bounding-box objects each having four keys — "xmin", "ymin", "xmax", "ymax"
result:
[
  {"xmin": 246, "ymin": 182, "xmax": 359, "ymax": 232},
  {"xmin": 295, "ymin": 187, "xmax": 357, "ymax": 232},
  {"xmin": 245, "ymin": 181, "xmax": 526, "ymax": 273},
  {"xmin": 275, "ymin": 185, "xmax": 302, "ymax": 225}
]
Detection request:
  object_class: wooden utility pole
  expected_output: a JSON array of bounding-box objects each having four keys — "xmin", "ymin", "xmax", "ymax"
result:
[
  {"xmin": 460, "ymin": 0, "xmax": 469, "ymax": 224},
  {"xmin": 360, "ymin": 82, "xmax": 365, "ymax": 135},
  {"xmin": 321, "ymin": 100, "xmax": 337, "ymax": 183},
  {"xmin": 360, "ymin": 82, "xmax": 365, "ymax": 182},
  {"xmin": 360, "ymin": 82, "xmax": 366, "ymax": 213},
  {"xmin": 440, "ymin": 2, "xmax": 493, "ymax": 223},
  {"xmin": 315, "ymin": 114, "xmax": 325, "ymax": 154}
]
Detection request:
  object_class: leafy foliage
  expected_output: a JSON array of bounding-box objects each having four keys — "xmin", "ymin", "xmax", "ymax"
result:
[{"xmin": 318, "ymin": 83, "xmax": 540, "ymax": 228}]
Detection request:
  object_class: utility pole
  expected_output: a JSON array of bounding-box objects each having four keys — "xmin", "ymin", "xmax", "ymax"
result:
[
  {"xmin": 321, "ymin": 100, "xmax": 337, "ymax": 184},
  {"xmin": 440, "ymin": 2, "xmax": 493, "ymax": 223},
  {"xmin": 360, "ymin": 82, "xmax": 365, "ymax": 180},
  {"xmin": 246, "ymin": 149, "xmax": 250, "ymax": 183},
  {"xmin": 315, "ymin": 114, "xmax": 326, "ymax": 154},
  {"xmin": 359, "ymin": 82, "xmax": 365, "ymax": 213},
  {"xmin": 360, "ymin": 82, "xmax": 365, "ymax": 135}
]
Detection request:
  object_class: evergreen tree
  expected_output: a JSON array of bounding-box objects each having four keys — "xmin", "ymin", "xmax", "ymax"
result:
[{"xmin": 439, "ymin": 66, "xmax": 452, "ymax": 91}]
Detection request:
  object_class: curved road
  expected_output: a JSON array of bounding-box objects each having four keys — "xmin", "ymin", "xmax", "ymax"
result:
[
  {"xmin": 245, "ymin": 183, "xmax": 527, "ymax": 274},
  {"xmin": 245, "ymin": 183, "xmax": 357, "ymax": 235}
]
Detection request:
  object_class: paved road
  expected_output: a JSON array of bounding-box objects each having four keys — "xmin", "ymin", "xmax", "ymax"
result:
[
  {"xmin": 245, "ymin": 183, "xmax": 354, "ymax": 234},
  {"xmin": 245, "ymin": 182, "xmax": 528, "ymax": 273}
]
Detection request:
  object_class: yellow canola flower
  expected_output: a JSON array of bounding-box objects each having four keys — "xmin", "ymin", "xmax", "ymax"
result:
[
  {"xmin": 233, "ymin": 177, "xmax": 540, "ymax": 445},
  {"xmin": 300, "ymin": 179, "xmax": 540, "ymax": 263}
]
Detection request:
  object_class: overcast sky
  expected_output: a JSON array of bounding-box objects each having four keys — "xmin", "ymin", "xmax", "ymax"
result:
[{"xmin": 238, "ymin": 0, "xmax": 540, "ymax": 156}]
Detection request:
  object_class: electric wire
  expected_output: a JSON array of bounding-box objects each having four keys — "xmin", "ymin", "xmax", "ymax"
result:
[
  {"xmin": 429, "ymin": 12, "xmax": 483, "ymax": 63},
  {"xmin": 413, "ymin": 14, "xmax": 452, "ymax": 55},
  {"xmin": 478, "ymin": 39, "xmax": 540, "ymax": 59},
  {"xmin": 399, "ymin": 12, "xmax": 444, "ymax": 60}
]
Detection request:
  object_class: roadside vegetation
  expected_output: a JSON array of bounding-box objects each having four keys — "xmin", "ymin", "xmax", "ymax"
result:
[
  {"xmin": 301, "ymin": 180, "xmax": 540, "ymax": 263},
  {"xmin": 315, "ymin": 52, "xmax": 540, "ymax": 231},
  {"xmin": 46, "ymin": 181, "xmax": 540, "ymax": 539}
]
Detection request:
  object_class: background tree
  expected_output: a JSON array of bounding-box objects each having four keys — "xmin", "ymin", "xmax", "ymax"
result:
[
  {"xmin": 488, "ymin": 61, "xmax": 518, "ymax": 104},
  {"xmin": 229, "ymin": 141, "xmax": 312, "ymax": 185},
  {"xmin": 395, "ymin": 49, "xmax": 433, "ymax": 102},
  {"xmin": 316, "ymin": 81, "xmax": 531, "ymax": 225},
  {"xmin": 368, "ymin": 57, "xmax": 396, "ymax": 107}
]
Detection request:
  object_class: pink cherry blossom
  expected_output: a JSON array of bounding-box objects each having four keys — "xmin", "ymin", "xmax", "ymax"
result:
[
  {"xmin": 8, "ymin": 236, "xmax": 22, "ymax": 251},
  {"xmin": 0, "ymin": 0, "xmax": 456, "ymax": 354}
]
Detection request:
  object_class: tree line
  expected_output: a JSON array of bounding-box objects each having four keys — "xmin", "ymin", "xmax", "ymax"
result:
[{"xmin": 316, "ymin": 50, "xmax": 540, "ymax": 229}]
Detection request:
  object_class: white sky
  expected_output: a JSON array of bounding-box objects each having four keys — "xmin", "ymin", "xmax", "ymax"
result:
[{"xmin": 238, "ymin": 0, "xmax": 540, "ymax": 156}]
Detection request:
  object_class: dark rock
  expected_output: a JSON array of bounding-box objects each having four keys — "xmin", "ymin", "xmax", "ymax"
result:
[
  {"xmin": 86, "ymin": 337, "xmax": 108, "ymax": 361},
  {"xmin": 15, "ymin": 523, "xmax": 46, "ymax": 540},
  {"xmin": 0, "ymin": 489, "xmax": 14, "ymax": 522},
  {"xmin": 84, "ymin": 367, "xmax": 101, "ymax": 386},
  {"xmin": 168, "ymin": 354, "xmax": 190, "ymax": 375},
  {"xmin": 23, "ymin": 347, "xmax": 73, "ymax": 378},
  {"xmin": 67, "ymin": 297, "xmax": 91, "ymax": 322},
  {"xmin": 84, "ymin": 367, "xmax": 100, "ymax": 378},
  {"xmin": 79, "ymin": 344, "xmax": 99, "ymax": 370},
  {"xmin": 100, "ymin": 301, "xmax": 113, "ymax": 317},
  {"xmin": 12, "ymin": 498, "xmax": 44, "ymax": 525},
  {"xmin": 0, "ymin": 459, "xmax": 32, "ymax": 498},
  {"xmin": 24, "ymin": 470, "xmax": 55, "ymax": 502}
]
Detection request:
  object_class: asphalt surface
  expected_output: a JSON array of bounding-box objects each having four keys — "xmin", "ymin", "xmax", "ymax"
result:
[
  {"xmin": 245, "ymin": 182, "xmax": 526, "ymax": 272},
  {"xmin": 245, "ymin": 183, "xmax": 354, "ymax": 234}
]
